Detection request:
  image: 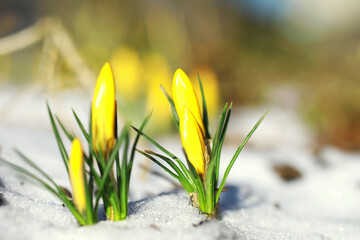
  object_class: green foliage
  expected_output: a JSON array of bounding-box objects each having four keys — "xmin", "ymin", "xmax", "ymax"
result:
[
  {"xmin": 137, "ymin": 76, "xmax": 267, "ymax": 217},
  {"xmin": 0, "ymin": 103, "xmax": 150, "ymax": 225}
]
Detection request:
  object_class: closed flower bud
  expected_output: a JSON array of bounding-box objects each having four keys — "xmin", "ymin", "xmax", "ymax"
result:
[
  {"xmin": 69, "ymin": 138, "xmax": 86, "ymax": 213},
  {"xmin": 92, "ymin": 63, "xmax": 116, "ymax": 157},
  {"xmin": 172, "ymin": 68, "xmax": 205, "ymax": 137},
  {"xmin": 179, "ymin": 107, "xmax": 206, "ymax": 176}
]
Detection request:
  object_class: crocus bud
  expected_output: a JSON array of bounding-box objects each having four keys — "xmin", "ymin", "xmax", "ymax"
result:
[
  {"xmin": 69, "ymin": 138, "xmax": 86, "ymax": 213},
  {"xmin": 172, "ymin": 68, "xmax": 205, "ymax": 137},
  {"xmin": 179, "ymin": 107, "xmax": 206, "ymax": 176},
  {"xmin": 92, "ymin": 63, "xmax": 116, "ymax": 157}
]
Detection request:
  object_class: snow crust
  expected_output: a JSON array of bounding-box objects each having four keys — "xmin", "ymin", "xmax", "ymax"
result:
[{"xmin": 0, "ymin": 85, "xmax": 359, "ymax": 240}]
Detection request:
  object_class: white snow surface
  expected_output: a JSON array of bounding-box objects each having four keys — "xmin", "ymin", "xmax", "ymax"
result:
[{"xmin": 0, "ymin": 85, "xmax": 359, "ymax": 240}]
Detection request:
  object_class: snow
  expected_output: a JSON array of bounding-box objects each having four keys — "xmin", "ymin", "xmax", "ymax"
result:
[{"xmin": 0, "ymin": 85, "xmax": 360, "ymax": 240}]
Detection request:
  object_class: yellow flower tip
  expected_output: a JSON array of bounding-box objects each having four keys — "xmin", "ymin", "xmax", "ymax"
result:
[
  {"xmin": 92, "ymin": 63, "xmax": 116, "ymax": 156},
  {"xmin": 172, "ymin": 69, "xmax": 205, "ymax": 136},
  {"xmin": 180, "ymin": 107, "xmax": 205, "ymax": 176},
  {"xmin": 69, "ymin": 138, "xmax": 87, "ymax": 214},
  {"xmin": 174, "ymin": 68, "xmax": 185, "ymax": 77}
]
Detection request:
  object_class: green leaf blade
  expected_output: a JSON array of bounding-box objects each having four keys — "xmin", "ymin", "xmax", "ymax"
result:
[
  {"xmin": 160, "ymin": 85, "xmax": 179, "ymax": 130},
  {"xmin": 72, "ymin": 109, "xmax": 90, "ymax": 142},
  {"xmin": 198, "ymin": 74, "xmax": 211, "ymax": 139},
  {"xmin": 215, "ymin": 110, "xmax": 268, "ymax": 203},
  {"xmin": 47, "ymin": 102, "xmax": 69, "ymax": 172}
]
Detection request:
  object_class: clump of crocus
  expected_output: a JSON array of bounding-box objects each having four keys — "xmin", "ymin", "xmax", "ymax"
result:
[
  {"xmin": 87, "ymin": 63, "xmax": 149, "ymax": 221},
  {"xmin": 0, "ymin": 138, "xmax": 96, "ymax": 225},
  {"xmin": 0, "ymin": 63, "xmax": 149, "ymax": 225},
  {"xmin": 135, "ymin": 69, "xmax": 267, "ymax": 217}
]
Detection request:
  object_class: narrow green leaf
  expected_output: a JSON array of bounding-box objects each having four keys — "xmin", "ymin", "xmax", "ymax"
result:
[
  {"xmin": 47, "ymin": 102, "xmax": 69, "ymax": 172},
  {"xmin": 214, "ymin": 103, "xmax": 232, "ymax": 185},
  {"xmin": 198, "ymin": 74, "xmax": 211, "ymax": 139},
  {"xmin": 172, "ymin": 157, "xmax": 193, "ymax": 187},
  {"xmin": 115, "ymin": 117, "xmax": 122, "ymax": 196},
  {"xmin": 95, "ymin": 125, "xmax": 128, "ymax": 204},
  {"xmin": 120, "ymin": 125, "xmax": 130, "ymax": 218},
  {"xmin": 83, "ymin": 169, "xmax": 94, "ymax": 224},
  {"xmin": 132, "ymin": 126, "xmax": 195, "ymax": 189},
  {"xmin": 211, "ymin": 103, "xmax": 229, "ymax": 185},
  {"xmin": 114, "ymin": 102, "xmax": 118, "ymax": 140},
  {"xmin": 137, "ymin": 150, "xmax": 179, "ymax": 180},
  {"xmin": 72, "ymin": 109, "xmax": 90, "ymax": 142},
  {"xmin": 93, "ymin": 125, "xmax": 124, "ymax": 220},
  {"xmin": 127, "ymin": 112, "xmax": 152, "ymax": 181},
  {"xmin": 0, "ymin": 156, "xmax": 88, "ymax": 225},
  {"xmin": 0, "ymin": 157, "xmax": 60, "ymax": 198},
  {"xmin": 212, "ymin": 103, "xmax": 228, "ymax": 154},
  {"xmin": 95, "ymin": 150, "xmax": 106, "ymax": 174},
  {"xmin": 160, "ymin": 85, "xmax": 179, "ymax": 130},
  {"xmin": 55, "ymin": 116, "xmax": 75, "ymax": 142},
  {"xmin": 205, "ymin": 155, "xmax": 216, "ymax": 213},
  {"xmin": 88, "ymin": 107, "xmax": 93, "ymax": 151},
  {"xmin": 186, "ymin": 158, "xmax": 207, "ymax": 212},
  {"xmin": 87, "ymin": 108, "xmax": 111, "ymax": 217},
  {"xmin": 132, "ymin": 127, "xmax": 177, "ymax": 160},
  {"xmin": 83, "ymin": 155, "xmax": 101, "ymax": 185},
  {"xmin": 215, "ymin": 110, "xmax": 268, "ymax": 203},
  {"xmin": 58, "ymin": 192, "xmax": 87, "ymax": 225},
  {"xmin": 14, "ymin": 149, "xmax": 60, "ymax": 190},
  {"xmin": 87, "ymin": 108, "xmax": 95, "ymax": 215},
  {"xmin": 148, "ymin": 151, "xmax": 194, "ymax": 192},
  {"xmin": 219, "ymin": 103, "xmax": 232, "ymax": 142},
  {"xmin": 115, "ymin": 152, "xmax": 121, "ymax": 193}
]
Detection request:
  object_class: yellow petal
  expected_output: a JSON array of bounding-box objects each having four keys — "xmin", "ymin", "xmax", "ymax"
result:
[
  {"xmin": 92, "ymin": 62, "xmax": 116, "ymax": 156},
  {"xmin": 173, "ymin": 69, "xmax": 205, "ymax": 136},
  {"xmin": 180, "ymin": 107, "xmax": 205, "ymax": 176},
  {"xmin": 69, "ymin": 138, "xmax": 86, "ymax": 213}
]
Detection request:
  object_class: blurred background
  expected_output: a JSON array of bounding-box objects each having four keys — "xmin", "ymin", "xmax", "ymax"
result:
[{"xmin": 0, "ymin": 0, "xmax": 359, "ymax": 150}]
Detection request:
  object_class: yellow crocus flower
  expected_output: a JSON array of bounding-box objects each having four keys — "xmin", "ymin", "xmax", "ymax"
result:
[
  {"xmin": 180, "ymin": 107, "xmax": 206, "ymax": 176},
  {"xmin": 92, "ymin": 62, "xmax": 116, "ymax": 157},
  {"xmin": 69, "ymin": 138, "xmax": 86, "ymax": 213},
  {"xmin": 172, "ymin": 69, "xmax": 205, "ymax": 136}
]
